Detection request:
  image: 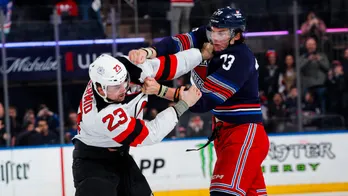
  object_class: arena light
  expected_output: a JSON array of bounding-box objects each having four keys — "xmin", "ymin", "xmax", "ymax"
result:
[
  {"xmin": 0, "ymin": 38, "xmax": 145, "ymax": 48},
  {"xmin": 325, "ymin": 28, "xmax": 348, "ymax": 33},
  {"xmin": 244, "ymin": 31, "xmax": 289, "ymax": 37},
  {"xmin": 153, "ymin": 30, "xmax": 289, "ymax": 43},
  {"xmin": 296, "ymin": 28, "xmax": 348, "ymax": 34}
]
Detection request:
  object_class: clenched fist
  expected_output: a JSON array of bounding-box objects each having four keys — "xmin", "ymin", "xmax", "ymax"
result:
[
  {"xmin": 141, "ymin": 77, "xmax": 160, "ymax": 95},
  {"xmin": 201, "ymin": 42, "xmax": 214, "ymax": 60},
  {"xmin": 128, "ymin": 49, "xmax": 148, "ymax": 64},
  {"xmin": 179, "ymin": 85, "xmax": 202, "ymax": 107}
]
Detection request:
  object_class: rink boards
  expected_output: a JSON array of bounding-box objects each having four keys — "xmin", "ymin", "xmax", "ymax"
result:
[{"xmin": 0, "ymin": 131, "xmax": 348, "ymax": 196}]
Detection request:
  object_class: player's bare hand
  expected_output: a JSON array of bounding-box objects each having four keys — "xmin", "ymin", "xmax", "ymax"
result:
[
  {"xmin": 142, "ymin": 77, "xmax": 160, "ymax": 95},
  {"xmin": 128, "ymin": 49, "xmax": 147, "ymax": 64},
  {"xmin": 179, "ymin": 85, "xmax": 202, "ymax": 107},
  {"xmin": 201, "ymin": 42, "xmax": 214, "ymax": 60}
]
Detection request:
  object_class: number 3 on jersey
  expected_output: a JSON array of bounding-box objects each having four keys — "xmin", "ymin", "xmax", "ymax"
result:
[
  {"xmin": 220, "ymin": 54, "xmax": 235, "ymax": 71},
  {"xmin": 102, "ymin": 108, "xmax": 128, "ymax": 132}
]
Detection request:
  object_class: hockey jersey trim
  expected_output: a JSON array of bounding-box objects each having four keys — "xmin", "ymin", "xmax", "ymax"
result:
[{"xmin": 112, "ymin": 117, "xmax": 149, "ymax": 147}]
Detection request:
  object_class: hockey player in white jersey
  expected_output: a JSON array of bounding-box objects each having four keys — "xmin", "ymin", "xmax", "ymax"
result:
[{"xmin": 72, "ymin": 47, "xmax": 212, "ymax": 196}]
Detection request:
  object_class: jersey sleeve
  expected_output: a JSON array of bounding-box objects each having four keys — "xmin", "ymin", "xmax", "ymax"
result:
[
  {"xmin": 138, "ymin": 48, "xmax": 203, "ymax": 82},
  {"xmin": 98, "ymin": 105, "xmax": 179, "ymax": 147},
  {"xmin": 189, "ymin": 53, "xmax": 256, "ymax": 113},
  {"xmin": 117, "ymin": 48, "xmax": 202, "ymax": 83},
  {"xmin": 152, "ymin": 26, "xmax": 208, "ymax": 56}
]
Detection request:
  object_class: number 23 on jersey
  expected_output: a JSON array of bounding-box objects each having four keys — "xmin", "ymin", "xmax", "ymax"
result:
[{"xmin": 102, "ymin": 108, "xmax": 128, "ymax": 132}]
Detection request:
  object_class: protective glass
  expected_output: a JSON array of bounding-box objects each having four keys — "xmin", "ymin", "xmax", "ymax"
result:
[{"xmin": 206, "ymin": 26, "xmax": 232, "ymax": 43}]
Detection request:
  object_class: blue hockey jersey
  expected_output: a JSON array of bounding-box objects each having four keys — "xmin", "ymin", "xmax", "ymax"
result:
[{"xmin": 152, "ymin": 26, "xmax": 263, "ymax": 124}]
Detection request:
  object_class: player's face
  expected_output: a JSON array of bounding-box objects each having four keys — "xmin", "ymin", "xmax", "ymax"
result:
[
  {"xmin": 210, "ymin": 27, "xmax": 231, "ymax": 51},
  {"xmin": 106, "ymin": 81, "xmax": 129, "ymax": 102}
]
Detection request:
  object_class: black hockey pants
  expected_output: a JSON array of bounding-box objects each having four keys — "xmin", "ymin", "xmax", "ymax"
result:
[{"xmin": 72, "ymin": 139, "xmax": 153, "ymax": 196}]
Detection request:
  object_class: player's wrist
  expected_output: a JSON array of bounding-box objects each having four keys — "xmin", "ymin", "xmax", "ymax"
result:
[
  {"xmin": 157, "ymin": 85, "xmax": 169, "ymax": 98},
  {"xmin": 140, "ymin": 48, "xmax": 152, "ymax": 59},
  {"xmin": 141, "ymin": 47, "xmax": 156, "ymax": 59},
  {"xmin": 173, "ymin": 100, "xmax": 189, "ymax": 118}
]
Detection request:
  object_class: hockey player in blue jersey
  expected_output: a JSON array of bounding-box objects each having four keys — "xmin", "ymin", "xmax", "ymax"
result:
[{"xmin": 129, "ymin": 6, "xmax": 270, "ymax": 196}]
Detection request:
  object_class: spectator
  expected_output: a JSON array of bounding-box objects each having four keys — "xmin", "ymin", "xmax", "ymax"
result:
[
  {"xmin": 299, "ymin": 37, "xmax": 329, "ymax": 112},
  {"xmin": 9, "ymin": 106, "xmax": 21, "ymax": 137},
  {"xmin": 300, "ymin": 11, "xmax": 326, "ymax": 45},
  {"xmin": 342, "ymin": 48, "xmax": 348, "ymax": 77},
  {"xmin": 0, "ymin": 102, "xmax": 4, "ymax": 119},
  {"xmin": 56, "ymin": 0, "xmax": 79, "ymax": 18},
  {"xmin": 27, "ymin": 119, "xmax": 59, "ymax": 146},
  {"xmin": 178, "ymin": 126, "xmax": 186, "ymax": 138},
  {"xmin": 78, "ymin": 0, "xmax": 101, "ymax": 21},
  {"xmin": 259, "ymin": 49, "xmax": 281, "ymax": 100},
  {"xmin": 186, "ymin": 115, "xmax": 205, "ymax": 137},
  {"xmin": 168, "ymin": 0, "xmax": 194, "ymax": 35},
  {"xmin": 0, "ymin": 119, "xmax": 8, "ymax": 146},
  {"xmin": 302, "ymin": 91, "xmax": 320, "ymax": 115},
  {"xmin": 0, "ymin": 0, "xmax": 12, "ymax": 34},
  {"xmin": 77, "ymin": 0, "xmax": 104, "ymax": 34},
  {"xmin": 15, "ymin": 122, "xmax": 35, "ymax": 146},
  {"xmin": 65, "ymin": 111, "xmax": 78, "ymax": 143},
  {"xmin": 259, "ymin": 91, "xmax": 269, "ymax": 123},
  {"xmin": 285, "ymin": 87, "xmax": 298, "ymax": 117},
  {"xmin": 279, "ymin": 54, "xmax": 296, "ymax": 95},
  {"xmin": 267, "ymin": 93, "xmax": 287, "ymax": 133},
  {"xmin": 325, "ymin": 61, "xmax": 347, "ymax": 116},
  {"xmin": 36, "ymin": 105, "xmax": 60, "ymax": 133},
  {"xmin": 23, "ymin": 109, "xmax": 36, "ymax": 126},
  {"xmin": 302, "ymin": 91, "xmax": 321, "ymax": 128},
  {"xmin": 268, "ymin": 93, "xmax": 287, "ymax": 120}
]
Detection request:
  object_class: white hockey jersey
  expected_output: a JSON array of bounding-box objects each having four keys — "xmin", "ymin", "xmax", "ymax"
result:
[{"xmin": 73, "ymin": 48, "xmax": 202, "ymax": 148}]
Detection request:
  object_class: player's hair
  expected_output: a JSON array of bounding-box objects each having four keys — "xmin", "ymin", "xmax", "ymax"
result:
[{"xmin": 234, "ymin": 29, "xmax": 245, "ymax": 44}]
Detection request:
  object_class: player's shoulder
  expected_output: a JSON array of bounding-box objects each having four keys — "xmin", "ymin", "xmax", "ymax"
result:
[
  {"xmin": 225, "ymin": 43, "xmax": 253, "ymax": 56},
  {"xmin": 190, "ymin": 25, "xmax": 206, "ymax": 33},
  {"xmin": 223, "ymin": 44, "xmax": 255, "ymax": 63},
  {"xmin": 188, "ymin": 26, "xmax": 208, "ymax": 39}
]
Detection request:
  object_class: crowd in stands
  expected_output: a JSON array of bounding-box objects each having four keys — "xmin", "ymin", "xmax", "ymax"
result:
[{"xmin": 0, "ymin": 0, "xmax": 348, "ymax": 147}]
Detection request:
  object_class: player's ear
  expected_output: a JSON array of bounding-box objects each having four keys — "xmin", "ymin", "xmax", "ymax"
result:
[
  {"xmin": 96, "ymin": 83, "xmax": 106, "ymax": 96},
  {"xmin": 234, "ymin": 32, "xmax": 241, "ymax": 40}
]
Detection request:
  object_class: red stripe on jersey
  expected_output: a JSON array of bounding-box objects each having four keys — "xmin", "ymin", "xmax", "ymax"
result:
[
  {"xmin": 175, "ymin": 34, "xmax": 185, "ymax": 49},
  {"xmin": 176, "ymin": 34, "xmax": 189, "ymax": 50},
  {"xmin": 155, "ymin": 56, "xmax": 165, "ymax": 80},
  {"xmin": 204, "ymin": 79, "xmax": 233, "ymax": 98},
  {"xmin": 193, "ymin": 66, "xmax": 207, "ymax": 81},
  {"xmin": 77, "ymin": 101, "xmax": 83, "ymax": 133},
  {"xmin": 215, "ymin": 104, "xmax": 261, "ymax": 110},
  {"xmin": 112, "ymin": 117, "xmax": 136, "ymax": 143},
  {"xmin": 183, "ymin": 34, "xmax": 191, "ymax": 49},
  {"xmin": 136, "ymin": 101, "xmax": 148, "ymax": 118},
  {"xmin": 207, "ymin": 78, "xmax": 234, "ymax": 97},
  {"xmin": 167, "ymin": 54, "xmax": 178, "ymax": 80},
  {"xmin": 130, "ymin": 120, "xmax": 149, "ymax": 147}
]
